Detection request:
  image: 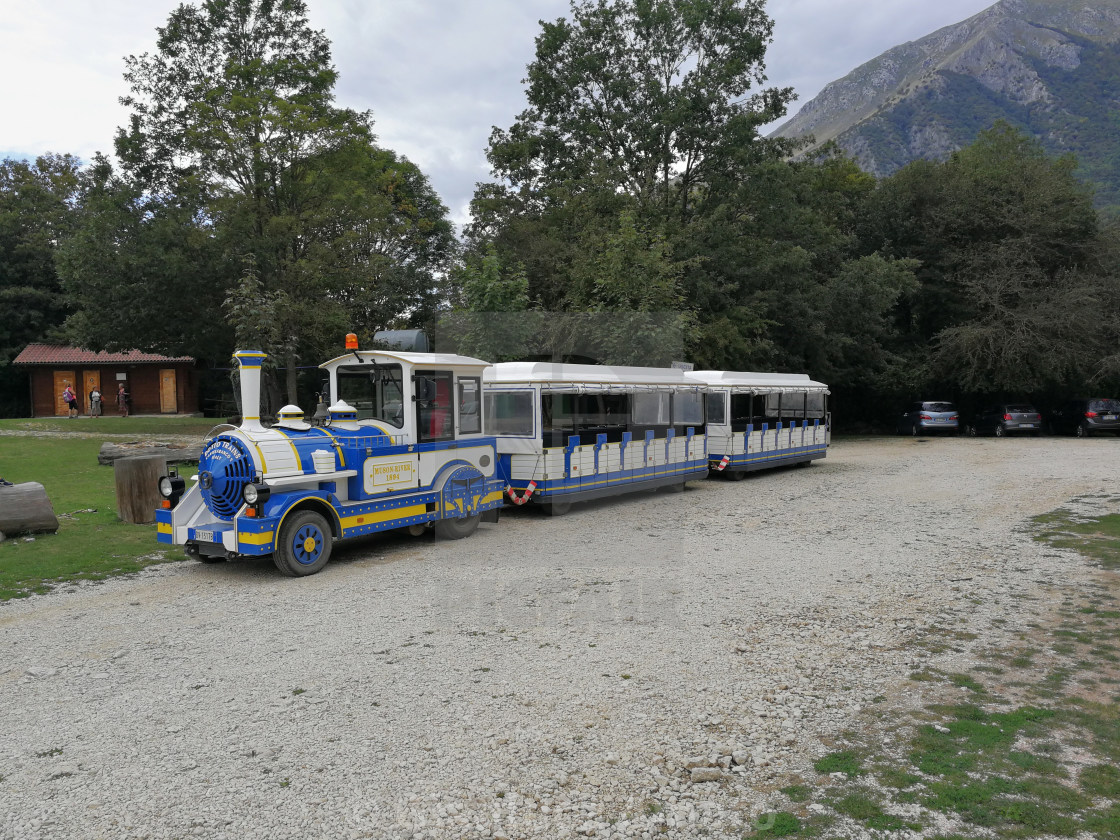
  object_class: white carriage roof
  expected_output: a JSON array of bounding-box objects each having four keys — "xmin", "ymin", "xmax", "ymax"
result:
[
  {"xmin": 321, "ymin": 350, "xmax": 491, "ymax": 370},
  {"xmin": 686, "ymin": 370, "xmax": 829, "ymax": 393},
  {"xmin": 485, "ymin": 362, "xmax": 697, "ymax": 389}
]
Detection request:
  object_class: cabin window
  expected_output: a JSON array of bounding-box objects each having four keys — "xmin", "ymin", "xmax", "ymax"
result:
[
  {"xmin": 705, "ymin": 392, "xmax": 727, "ymax": 426},
  {"xmin": 458, "ymin": 377, "xmax": 481, "ymax": 434},
  {"xmin": 632, "ymin": 392, "xmax": 671, "ymax": 425},
  {"xmin": 415, "ymin": 370, "xmax": 455, "ymax": 442},
  {"xmin": 485, "ymin": 391, "xmax": 534, "ymax": 436},
  {"xmin": 673, "ymin": 392, "xmax": 705, "ymax": 426},
  {"xmin": 335, "ymin": 363, "xmax": 405, "ymax": 428}
]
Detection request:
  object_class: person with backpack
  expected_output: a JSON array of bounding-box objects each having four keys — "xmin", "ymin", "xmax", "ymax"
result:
[{"xmin": 62, "ymin": 384, "xmax": 78, "ymax": 418}]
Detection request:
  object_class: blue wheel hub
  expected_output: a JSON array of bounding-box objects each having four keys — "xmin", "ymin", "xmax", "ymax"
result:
[{"xmin": 291, "ymin": 522, "xmax": 324, "ymax": 565}]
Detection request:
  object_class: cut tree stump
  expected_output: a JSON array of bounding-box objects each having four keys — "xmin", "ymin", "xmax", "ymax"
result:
[
  {"xmin": 0, "ymin": 482, "xmax": 60, "ymax": 535},
  {"xmin": 98, "ymin": 441, "xmax": 204, "ymax": 466},
  {"xmin": 114, "ymin": 456, "xmax": 168, "ymax": 524}
]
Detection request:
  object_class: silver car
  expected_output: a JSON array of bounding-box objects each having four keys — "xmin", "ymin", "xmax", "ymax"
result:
[{"xmin": 896, "ymin": 401, "xmax": 960, "ymax": 435}]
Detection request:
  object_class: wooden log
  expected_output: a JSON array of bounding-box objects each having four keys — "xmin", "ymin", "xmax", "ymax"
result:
[
  {"xmin": 98, "ymin": 441, "xmax": 204, "ymax": 466},
  {"xmin": 0, "ymin": 482, "xmax": 60, "ymax": 535},
  {"xmin": 114, "ymin": 456, "xmax": 168, "ymax": 525}
]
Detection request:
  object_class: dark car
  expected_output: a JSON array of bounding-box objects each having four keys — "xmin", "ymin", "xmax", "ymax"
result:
[
  {"xmin": 896, "ymin": 401, "xmax": 960, "ymax": 435},
  {"xmin": 1048, "ymin": 398, "xmax": 1120, "ymax": 437},
  {"xmin": 970, "ymin": 404, "xmax": 1043, "ymax": 437}
]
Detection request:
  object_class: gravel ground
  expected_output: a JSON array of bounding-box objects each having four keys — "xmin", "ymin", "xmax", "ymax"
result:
[{"xmin": 1, "ymin": 435, "xmax": 1117, "ymax": 840}]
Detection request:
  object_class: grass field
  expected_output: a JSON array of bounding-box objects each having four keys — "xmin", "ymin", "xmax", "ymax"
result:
[{"xmin": 0, "ymin": 418, "xmax": 212, "ymax": 600}]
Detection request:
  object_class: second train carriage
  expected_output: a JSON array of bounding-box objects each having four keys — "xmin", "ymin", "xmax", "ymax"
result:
[
  {"xmin": 687, "ymin": 370, "xmax": 830, "ymax": 479},
  {"xmin": 482, "ymin": 362, "xmax": 712, "ymax": 513}
]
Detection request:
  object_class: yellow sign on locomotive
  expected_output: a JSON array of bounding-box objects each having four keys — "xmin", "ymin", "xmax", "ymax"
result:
[{"xmin": 363, "ymin": 457, "xmax": 417, "ymax": 494}]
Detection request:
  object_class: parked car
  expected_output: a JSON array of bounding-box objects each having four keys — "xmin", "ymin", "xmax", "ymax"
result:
[
  {"xmin": 896, "ymin": 401, "xmax": 960, "ymax": 435},
  {"xmin": 969, "ymin": 404, "xmax": 1043, "ymax": 437},
  {"xmin": 1048, "ymin": 398, "xmax": 1120, "ymax": 437}
]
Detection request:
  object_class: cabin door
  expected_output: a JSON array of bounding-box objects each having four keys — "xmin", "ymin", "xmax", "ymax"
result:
[
  {"xmin": 83, "ymin": 370, "xmax": 101, "ymax": 415},
  {"xmin": 159, "ymin": 369, "xmax": 178, "ymax": 414},
  {"xmin": 53, "ymin": 370, "xmax": 76, "ymax": 416}
]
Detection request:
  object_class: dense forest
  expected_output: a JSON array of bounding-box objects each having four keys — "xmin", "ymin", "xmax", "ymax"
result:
[{"xmin": 2, "ymin": 0, "xmax": 1119, "ymax": 426}]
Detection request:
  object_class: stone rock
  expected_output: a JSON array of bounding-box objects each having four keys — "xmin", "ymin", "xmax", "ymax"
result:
[{"xmin": 690, "ymin": 768, "xmax": 723, "ymax": 784}]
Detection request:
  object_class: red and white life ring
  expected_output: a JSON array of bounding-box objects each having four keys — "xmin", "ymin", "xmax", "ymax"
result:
[{"xmin": 506, "ymin": 481, "xmax": 537, "ymax": 505}]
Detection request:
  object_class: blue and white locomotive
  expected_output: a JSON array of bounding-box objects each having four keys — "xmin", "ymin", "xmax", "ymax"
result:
[{"xmin": 155, "ymin": 340, "xmax": 504, "ymax": 576}]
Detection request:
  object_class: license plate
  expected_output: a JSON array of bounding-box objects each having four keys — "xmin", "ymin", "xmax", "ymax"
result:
[
  {"xmin": 1104, "ymin": 415, "xmax": 1117, "ymax": 421},
  {"xmin": 1020, "ymin": 423, "xmax": 1035, "ymax": 428},
  {"xmin": 934, "ymin": 418, "xmax": 946, "ymax": 422},
  {"xmin": 195, "ymin": 529, "xmax": 215, "ymax": 543}
]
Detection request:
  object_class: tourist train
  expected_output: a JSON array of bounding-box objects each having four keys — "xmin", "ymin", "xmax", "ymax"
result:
[{"xmin": 155, "ymin": 336, "xmax": 829, "ymax": 576}]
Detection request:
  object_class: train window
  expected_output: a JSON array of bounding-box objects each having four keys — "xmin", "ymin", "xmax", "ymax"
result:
[
  {"xmin": 486, "ymin": 391, "xmax": 534, "ymax": 435},
  {"xmin": 673, "ymin": 392, "xmax": 704, "ymax": 425},
  {"xmin": 632, "ymin": 392, "xmax": 671, "ymax": 425},
  {"xmin": 459, "ymin": 378, "xmax": 481, "ymax": 434},
  {"xmin": 336, "ymin": 364, "xmax": 405, "ymax": 428},
  {"xmin": 806, "ymin": 392, "xmax": 826, "ymax": 419},
  {"xmin": 730, "ymin": 393, "xmax": 753, "ymax": 423},
  {"xmin": 705, "ymin": 392, "xmax": 727, "ymax": 426},
  {"xmin": 416, "ymin": 370, "xmax": 455, "ymax": 443}
]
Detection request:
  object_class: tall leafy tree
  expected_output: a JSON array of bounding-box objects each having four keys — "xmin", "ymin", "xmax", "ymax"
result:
[
  {"xmin": 63, "ymin": 0, "xmax": 452, "ymax": 403},
  {"xmin": 0, "ymin": 154, "xmax": 81, "ymax": 416}
]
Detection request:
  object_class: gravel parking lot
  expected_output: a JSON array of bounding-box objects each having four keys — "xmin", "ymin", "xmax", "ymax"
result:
[{"xmin": 1, "ymin": 435, "xmax": 1117, "ymax": 840}]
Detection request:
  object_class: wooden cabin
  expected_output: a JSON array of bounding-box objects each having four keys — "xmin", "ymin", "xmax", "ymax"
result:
[{"xmin": 12, "ymin": 344, "xmax": 199, "ymax": 417}]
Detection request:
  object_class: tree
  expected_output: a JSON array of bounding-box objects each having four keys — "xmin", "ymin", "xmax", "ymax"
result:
[
  {"xmin": 860, "ymin": 123, "xmax": 1111, "ymax": 395},
  {"xmin": 69, "ymin": 0, "xmax": 454, "ymax": 402},
  {"xmin": 0, "ymin": 154, "xmax": 81, "ymax": 416},
  {"xmin": 486, "ymin": 0, "xmax": 792, "ymax": 224}
]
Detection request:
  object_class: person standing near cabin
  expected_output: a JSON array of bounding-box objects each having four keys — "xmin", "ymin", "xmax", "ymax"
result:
[
  {"xmin": 62, "ymin": 384, "xmax": 78, "ymax": 418},
  {"xmin": 117, "ymin": 383, "xmax": 129, "ymax": 417},
  {"xmin": 89, "ymin": 387, "xmax": 102, "ymax": 417}
]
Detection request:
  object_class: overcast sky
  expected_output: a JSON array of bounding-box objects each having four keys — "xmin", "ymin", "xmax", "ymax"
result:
[{"xmin": 0, "ymin": 0, "xmax": 997, "ymax": 226}]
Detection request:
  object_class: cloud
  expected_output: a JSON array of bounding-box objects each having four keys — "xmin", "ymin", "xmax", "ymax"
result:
[{"xmin": 1, "ymin": 0, "xmax": 999, "ymax": 226}]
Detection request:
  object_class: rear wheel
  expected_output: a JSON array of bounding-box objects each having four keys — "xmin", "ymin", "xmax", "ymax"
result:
[
  {"xmin": 994, "ymin": 425, "xmax": 1004, "ymax": 438},
  {"xmin": 728, "ymin": 470, "xmax": 747, "ymax": 481},
  {"xmin": 273, "ymin": 510, "xmax": 333, "ymax": 577},
  {"xmin": 910, "ymin": 424, "xmax": 919, "ymax": 437},
  {"xmin": 1076, "ymin": 423, "xmax": 1090, "ymax": 438},
  {"xmin": 433, "ymin": 513, "xmax": 481, "ymax": 540},
  {"xmin": 968, "ymin": 425, "xmax": 977, "ymax": 437}
]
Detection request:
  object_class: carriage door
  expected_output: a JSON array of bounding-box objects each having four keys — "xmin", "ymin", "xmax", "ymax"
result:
[
  {"xmin": 53, "ymin": 370, "xmax": 76, "ymax": 416},
  {"xmin": 84, "ymin": 370, "xmax": 101, "ymax": 415},
  {"xmin": 159, "ymin": 369, "xmax": 178, "ymax": 413}
]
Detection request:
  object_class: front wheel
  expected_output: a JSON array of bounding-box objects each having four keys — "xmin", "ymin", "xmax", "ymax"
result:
[
  {"xmin": 274, "ymin": 510, "xmax": 333, "ymax": 576},
  {"xmin": 434, "ymin": 513, "xmax": 481, "ymax": 540}
]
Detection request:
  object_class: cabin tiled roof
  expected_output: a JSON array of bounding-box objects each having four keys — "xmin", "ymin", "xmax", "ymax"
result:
[{"xmin": 13, "ymin": 343, "xmax": 195, "ymax": 366}]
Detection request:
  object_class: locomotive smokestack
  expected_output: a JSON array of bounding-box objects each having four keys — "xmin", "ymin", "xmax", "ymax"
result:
[{"xmin": 234, "ymin": 351, "xmax": 268, "ymax": 431}]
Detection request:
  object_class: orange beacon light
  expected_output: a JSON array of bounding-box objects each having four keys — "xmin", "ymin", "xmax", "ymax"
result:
[{"xmin": 345, "ymin": 333, "xmax": 359, "ymax": 350}]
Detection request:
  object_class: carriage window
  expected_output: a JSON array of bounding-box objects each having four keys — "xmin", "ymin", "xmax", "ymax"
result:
[
  {"xmin": 731, "ymin": 393, "xmax": 753, "ymax": 423},
  {"xmin": 632, "ymin": 392, "xmax": 671, "ymax": 425},
  {"xmin": 705, "ymin": 392, "xmax": 727, "ymax": 425},
  {"xmin": 336, "ymin": 363, "xmax": 405, "ymax": 428},
  {"xmin": 459, "ymin": 378, "xmax": 481, "ymax": 434},
  {"xmin": 673, "ymin": 392, "xmax": 705, "ymax": 425},
  {"xmin": 416, "ymin": 370, "xmax": 454, "ymax": 442},
  {"xmin": 806, "ymin": 392, "xmax": 826, "ymax": 419},
  {"xmin": 485, "ymin": 391, "xmax": 534, "ymax": 436}
]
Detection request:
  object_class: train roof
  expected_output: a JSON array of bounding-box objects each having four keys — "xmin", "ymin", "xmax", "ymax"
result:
[
  {"xmin": 320, "ymin": 350, "xmax": 491, "ymax": 370},
  {"xmin": 485, "ymin": 362, "xmax": 697, "ymax": 390},
  {"xmin": 686, "ymin": 370, "xmax": 829, "ymax": 393}
]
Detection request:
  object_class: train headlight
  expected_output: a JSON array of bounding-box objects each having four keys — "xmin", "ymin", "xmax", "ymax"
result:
[
  {"xmin": 158, "ymin": 474, "xmax": 186, "ymax": 507},
  {"xmin": 243, "ymin": 481, "xmax": 271, "ymax": 506}
]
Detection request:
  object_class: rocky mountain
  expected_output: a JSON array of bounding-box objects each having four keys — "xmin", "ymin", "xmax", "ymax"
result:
[{"xmin": 771, "ymin": 0, "xmax": 1120, "ymax": 207}]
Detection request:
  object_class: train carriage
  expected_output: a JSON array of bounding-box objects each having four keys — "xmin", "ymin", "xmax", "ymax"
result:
[
  {"xmin": 687, "ymin": 370, "xmax": 830, "ymax": 479},
  {"xmin": 483, "ymin": 362, "xmax": 711, "ymax": 513},
  {"xmin": 155, "ymin": 341, "xmax": 505, "ymax": 576}
]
